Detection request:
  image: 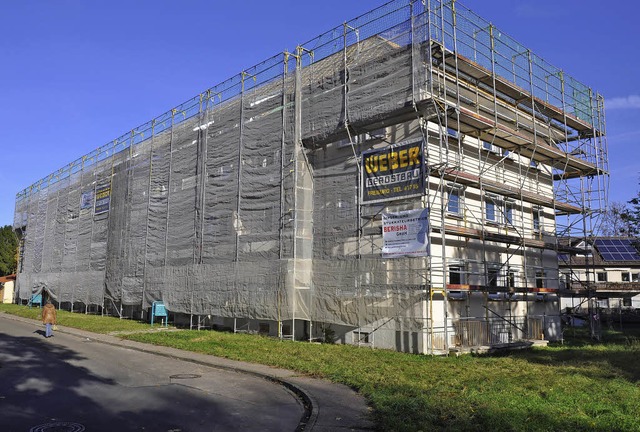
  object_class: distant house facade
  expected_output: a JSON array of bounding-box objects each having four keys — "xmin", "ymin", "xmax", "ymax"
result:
[
  {"xmin": 0, "ymin": 274, "xmax": 16, "ymax": 303},
  {"xmin": 559, "ymin": 238, "xmax": 640, "ymax": 314}
]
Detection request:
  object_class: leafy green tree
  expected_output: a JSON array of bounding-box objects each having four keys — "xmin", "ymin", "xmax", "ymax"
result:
[{"xmin": 0, "ymin": 225, "xmax": 18, "ymax": 276}]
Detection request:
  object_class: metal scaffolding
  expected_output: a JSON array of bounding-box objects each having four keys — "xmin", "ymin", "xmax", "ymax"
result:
[{"xmin": 14, "ymin": 0, "xmax": 607, "ymax": 353}]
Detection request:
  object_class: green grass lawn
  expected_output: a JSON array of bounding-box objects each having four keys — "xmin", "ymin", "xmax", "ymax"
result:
[
  {"xmin": 0, "ymin": 303, "xmax": 151, "ymax": 333},
  {"xmin": 2, "ymin": 303, "xmax": 639, "ymax": 431}
]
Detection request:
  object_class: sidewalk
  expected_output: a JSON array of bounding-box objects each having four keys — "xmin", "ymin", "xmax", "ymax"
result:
[{"xmin": 2, "ymin": 313, "xmax": 374, "ymax": 432}]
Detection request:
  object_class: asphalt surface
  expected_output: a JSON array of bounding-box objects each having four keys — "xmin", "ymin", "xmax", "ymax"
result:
[{"xmin": 0, "ymin": 313, "xmax": 374, "ymax": 432}]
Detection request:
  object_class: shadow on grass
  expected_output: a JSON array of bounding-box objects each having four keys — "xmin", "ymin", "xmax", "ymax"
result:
[
  {"xmin": 373, "ymin": 381, "xmax": 629, "ymax": 432},
  {"xmin": 498, "ymin": 327, "xmax": 640, "ymax": 383},
  {"xmin": 509, "ymin": 346, "xmax": 640, "ymax": 383}
]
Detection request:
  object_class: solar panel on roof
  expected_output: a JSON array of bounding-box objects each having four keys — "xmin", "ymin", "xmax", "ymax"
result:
[{"xmin": 593, "ymin": 239, "xmax": 640, "ymax": 261}]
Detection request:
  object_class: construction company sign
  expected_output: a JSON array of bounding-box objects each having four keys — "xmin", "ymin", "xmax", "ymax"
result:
[
  {"xmin": 94, "ymin": 182, "xmax": 112, "ymax": 215},
  {"xmin": 382, "ymin": 208, "xmax": 430, "ymax": 258},
  {"xmin": 361, "ymin": 140, "xmax": 424, "ymax": 204}
]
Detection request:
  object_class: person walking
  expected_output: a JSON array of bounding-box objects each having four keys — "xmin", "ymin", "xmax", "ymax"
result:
[{"xmin": 42, "ymin": 300, "xmax": 57, "ymax": 338}]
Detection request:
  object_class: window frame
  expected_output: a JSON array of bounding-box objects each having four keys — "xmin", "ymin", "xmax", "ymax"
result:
[
  {"xmin": 482, "ymin": 140, "xmax": 502, "ymax": 155},
  {"xmin": 448, "ymin": 260, "xmax": 467, "ymax": 286},
  {"xmin": 596, "ymin": 272, "xmax": 608, "ymax": 282},
  {"xmin": 487, "ymin": 263, "xmax": 502, "ymax": 288},
  {"xmin": 446, "ymin": 184, "xmax": 464, "ymax": 217},
  {"xmin": 507, "ymin": 268, "xmax": 518, "ymax": 288},
  {"xmin": 504, "ymin": 200, "xmax": 515, "ymax": 226},
  {"xmin": 535, "ymin": 269, "xmax": 546, "ymax": 289},
  {"xmin": 355, "ymin": 331, "xmax": 370, "ymax": 344},
  {"xmin": 532, "ymin": 206, "xmax": 542, "ymax": 233},
  {"xmin": 485, "ymin": 195, "xmax": 499, "ymax": 224}
]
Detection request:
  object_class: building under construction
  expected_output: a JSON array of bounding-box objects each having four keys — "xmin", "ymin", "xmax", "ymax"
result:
[{"xmin": 14, "ymin": 0, "xmax": 608, "ymax": 354}]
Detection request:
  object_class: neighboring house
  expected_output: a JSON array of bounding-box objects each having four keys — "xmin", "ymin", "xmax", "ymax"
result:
[
  {"xmin": 0, "ymin": 274, "xmax": 16, "ymax": 303},
  {"xmin": 559, "ymin": 238, "xmax": 640, "ymax": 314},
  {"xmin": 12, "ymin": 0, "xmax": 607, "ymax": 354}
]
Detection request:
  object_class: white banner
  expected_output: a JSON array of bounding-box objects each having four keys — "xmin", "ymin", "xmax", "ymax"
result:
[{"xmin": 382, "ymin": 208, "xmax": 430, "ymax": 258}]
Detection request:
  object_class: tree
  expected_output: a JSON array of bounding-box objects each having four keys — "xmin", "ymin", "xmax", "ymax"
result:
[
  {"xmin": 0, "ymin": 225, "xmax": 18, "ymax": 276},
  {"xmin": 598, "ymin": 201, "xmax": 636, "ymax": 236},
  {"xmin": 622, "ymin": 191, "xmax": 640, "ymax": 237}
]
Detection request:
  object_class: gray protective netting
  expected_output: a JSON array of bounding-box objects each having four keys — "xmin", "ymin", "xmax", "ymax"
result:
[{"xmin": 14, "ymin": 0, "xmax": 604, "ymax": 331}]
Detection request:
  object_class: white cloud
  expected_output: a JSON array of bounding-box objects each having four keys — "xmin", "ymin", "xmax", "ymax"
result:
[{"xmin": 607, "ymin": 95, "xmax": 640, "ymax": 110}]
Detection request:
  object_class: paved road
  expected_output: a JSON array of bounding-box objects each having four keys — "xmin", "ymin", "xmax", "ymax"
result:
[{"xmin": 0, "ymin": 316, "xmax": 304, "ymax": 432}]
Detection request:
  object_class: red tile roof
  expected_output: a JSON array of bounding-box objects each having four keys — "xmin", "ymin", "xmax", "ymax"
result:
[{"xmin": 0, "ymin": 274, "xmax": 16, "ymax": 283}]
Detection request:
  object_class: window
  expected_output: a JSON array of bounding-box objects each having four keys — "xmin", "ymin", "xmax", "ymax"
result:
[
  {"xmin": 487, "ymin": 269, "xmax": 499, "ymax": 288},
  {"xmin": 355, "ymin": 331, "xmax": 370, "ymax": 344},
  {"xmin": 535, "ymin": 270, "xmax": 546, "ymax": 289},
  {"xmin": 507, "ymin": 270, "xmax": 517, "ymax": 288},
  {"xmin": 282, "ymin": 324, "xmax": 291, "ymax": 336},
  {"xmin": 449, "ymin": 266, "xmax": 462, "ymax": 285},
  {"xmin": 532, "ymin": 207, "xmax": 542, "ymax": 232},
  {"xmin": 623, "ymin": 298, "xmax": 632, "ymax": 307},
  {"xmin": 446, "ymin": 127, "xmax": 459, "ymax": 138},
  {"xmin": 449, "ymin": 262, "xmax": 466, "ymax": 285},
  {"xmin": 258, "ymin": 323, "xmax": 270, "ymax": 334},
  {"xmin": 575, "ymin": 241, "xmax": 593, "ymax": 257},
  {"xmin": 485, "ymin": 194, "xmax": 511, "ymax": 225},
  {"xmin": 358, "ymin": 272, "xmax": 373, "ymax": 286},
  {"xmin": 485, "ymin": 197, "xmax": 497, "ymax": 223},
  {"xmin": 447, "ymin": 185, "xmax": 463, "ymax": 216},
  {"xmin": 448, "ymin": 188, "xmax": 461, "ymax": 215},
  {"xmin": 487, "ymin": 264, "xmax": 501, "ymax": 288},
  {"xmin": 448, "ymin": 291, "xmax": 467, "ymax": 301},
  {"xmin": 504, "ymin": 201, "xmax": 514, "ymax": 226},
  {"xmin": 633, "ymin": 273, "xmax": 640, "ymax": 283},
  {"xmin": 482, "ymin": 140, "xmax": 502, "ymax": 155},
  {"xmin": 622, "ymin": 272, "xmax": 630, "ymax": 282},
  {"xmin": 596, "ymin": 272, "xmax": 608, "ymax": 282}
]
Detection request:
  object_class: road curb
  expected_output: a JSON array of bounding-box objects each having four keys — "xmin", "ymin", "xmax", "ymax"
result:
[{"xmin": 1, "ymin": 312, "xmax": 321, "ymax": 431}]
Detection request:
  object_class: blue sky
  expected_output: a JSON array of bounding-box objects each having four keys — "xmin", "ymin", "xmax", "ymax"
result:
[{"xmin": 1, "ymin": 0, "xmax": 638, "ymax": 227}]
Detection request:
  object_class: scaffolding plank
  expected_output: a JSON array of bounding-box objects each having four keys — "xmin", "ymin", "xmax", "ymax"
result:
[
  {"xmin": 447, "ymin": 284, "xmax": 558, "ymax": 293},
  {"xmin": 445, "ymin": 52, "xmax": 598, "ymax": 134},
  {"xmin": 453, "ymin": 106, "xmax": 600, "ymax": 176},
  {"xmin": 438, "ymin": 224, "xmax": 549, "ymax": 250}
]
